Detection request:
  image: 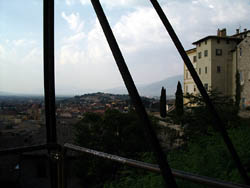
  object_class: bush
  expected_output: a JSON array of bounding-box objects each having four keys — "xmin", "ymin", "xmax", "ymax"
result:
[{"xmin": 73, "ymin": 109, "xmax": 158, "ymax": 187}]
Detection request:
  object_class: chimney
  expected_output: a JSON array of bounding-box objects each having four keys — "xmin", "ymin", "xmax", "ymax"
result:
[
  {"xmin": 217, "ymin": 28, "xmax": 226, "ymax": 37},
  {"xmin": 220, "ymin": 28, "xmax": 227, "ymax": 37},
  {"xmin": 244, "ymin": 28, "xmax": 247, "ymax": 32},
  {"xmin": 236, "ymin": 29, "xmax": 239, "ymax": 34},
  {"xmin": 217, "ymin": 28, "xmax": 220, "ymax": 36}
]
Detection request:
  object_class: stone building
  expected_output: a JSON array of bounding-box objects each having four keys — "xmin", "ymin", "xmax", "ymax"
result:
[
  {"xmin": 235, "ymin": 34, "xmax": 250, "ymax": 108},
  {"xmin": 184, "ymin": 28, "xmax": 250, "ymax": 108}
]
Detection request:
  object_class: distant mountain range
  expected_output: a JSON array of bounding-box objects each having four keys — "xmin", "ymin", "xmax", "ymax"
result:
[
  {"xmin": 105, "ymin": 75, "xmax": 183, "ymax": 98},
  {"xmin": 0, "ymin": 75, "xmax": 183, "ymax": 98},
  {"xmin": 0, "ymin": 91, "xmax": 44, "ymax": 97}
]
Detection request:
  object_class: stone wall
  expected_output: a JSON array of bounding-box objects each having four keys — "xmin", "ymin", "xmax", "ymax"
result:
[{"xmin": 237, "ymin": 36, "xmax": 250, "ymax": 108}]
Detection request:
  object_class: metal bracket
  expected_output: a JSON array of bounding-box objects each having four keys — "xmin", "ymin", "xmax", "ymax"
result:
[{"xmin": 50, "ymin": 151, "xmax": 62, "ymax": 162}]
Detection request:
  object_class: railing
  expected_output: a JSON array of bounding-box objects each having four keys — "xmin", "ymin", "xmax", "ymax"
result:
[
  {"xmin": 0, "ymin": 0, "xmax": 249, "ymax": 188},
  {"xmin": 1, "ymin": 143, "xmax": 249, "ymax": 188},
  {"xmin": 64, "ymin": 143, "xmax": 250, "ymax": 188}
]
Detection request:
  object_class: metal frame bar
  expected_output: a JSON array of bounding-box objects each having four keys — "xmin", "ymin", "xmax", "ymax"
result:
[
  {"xmin": 65, "ymin": 143, "xmax": 250, "ymax": 188},
  {"xmin": 43, "ymin": 0, "xmax": 57, "ymax": 145},
  {"xmin": 149, "ymin": 0, "xmax": 250, "ymax": 185},
  {"xmin": 43, "ymin": 0, "xmax": 58, "ymax": 187},
  {"xmin": 0, "ymin": 143, "xmax": 60, "ymax": 155},
  {"xmin": 0, "ymin": 144, "xmax": 48, "ymax": 155},
  {"xmin": 90, "ymin": 1, "xmax": 177, "ymax": 187}
]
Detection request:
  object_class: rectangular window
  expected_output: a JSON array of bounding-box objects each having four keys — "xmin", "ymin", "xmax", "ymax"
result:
[
  {"xmin": 198, "ymin": 52, "xmax": 202, "ymax": 59},
  {"xmin": 217, "ymin": 66, "xmax": 221, "ymax": 73},
  {"xmin": 217, "ymin": 38, "xmax": 220, "ymax": 43},
  {"xmin": 205, "ymin": 40, "xmax": 207, "ymax": 45},
  {"xmin": 193, "ymin": 56, "xmax": 197, "ymax": 62},
  {"xmin": 216, "ymin": 49, "xmax": 222, "ymax": 56},
  {"xmin": 194, "ymin": 86, "xmax": 196, "ymax": 92},
  {"xmin": 204, "ymin": 50, "xmax": 208, "ymax": 57},
  {"xmin": 205, "ymin": 66, "xmax": 208, "ymax": 74},
  {"xmin": 199, "ymin": 68, "xmax": 201, "ymax": 75},
  {"xmin": 204, "ymin": 83, "xmax": 208, "ymax": 90},
  {"xmin": 198, "ymin": 43, "xmax": 201, "ymax": 47},
  {"xmin": 226, "ymin": 39, "xmax": 230, "ymax": 44}
]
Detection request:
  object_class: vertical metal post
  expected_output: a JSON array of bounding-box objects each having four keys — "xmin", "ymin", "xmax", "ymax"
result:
[
  {"xmin": 90, "ymin": 1, "xmax": 178, "ymax": 187},
  {"xmin": 43, "ymin": 0, "xmax": 58, "ymax": 187},
  {"xmin": 149, "ymin": 0, "xmax": 250, "ymax": 185},
  {"xmin": 61, "ymin": 148, "xmax": 67, "ymax": 188}
]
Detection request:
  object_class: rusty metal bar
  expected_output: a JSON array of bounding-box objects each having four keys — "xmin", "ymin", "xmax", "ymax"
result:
[
  {"xmin": 149, "ymin": 0, "xmax": 250, "ymax": 185},
  {"xmin": 64, "ymin": 143, "xmax": 250, "ymax": 188},
  {"xmin": 89, "ymin": 1, "xmax": 177, "ymax": 187},
  {"xmin": 43, "ymin": 0, "xmax": 58, "ymax": 187}
]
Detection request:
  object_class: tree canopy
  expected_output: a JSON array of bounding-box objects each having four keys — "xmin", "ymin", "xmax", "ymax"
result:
[
  {"xmin": 175, "ymin": 81, "xmax": 184, "ymax": 118},
  {"xmin": 73, "ymin": 109, "xmax": 157, "ymax": 187},
  {"xmin": 160, "ymin": 87, "xmax": 167, "ymax": 118}
]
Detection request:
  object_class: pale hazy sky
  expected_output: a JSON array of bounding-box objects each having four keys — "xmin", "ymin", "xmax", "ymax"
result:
[{"xmin": 0, "ymin": 0, "xmax": 250, "ymax": 95}]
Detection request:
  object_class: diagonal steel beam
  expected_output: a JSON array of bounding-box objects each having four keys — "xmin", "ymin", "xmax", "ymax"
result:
[
  {"xmin": 90, "ymin": 1, "xmax": 177, "ymax": 187},
  {"xmin": 149, "ymin": 0, "xmax": 249, "ymax": 185}
]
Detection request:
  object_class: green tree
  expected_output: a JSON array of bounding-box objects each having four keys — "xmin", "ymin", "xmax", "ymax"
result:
[
  {"xmin": 73, "ymin": 109, "xmax": 156, "ymax": 187},
  {"xmin": 175, "ymin": 81, "xmax": 183, "ymax": 117},
  {"xmin": 160, "ymin": 87, "xmax": 167, "ymax": 118},
  {"xmin": 183, "ymin": 90, "xmax": 238, "ymax": 138}
]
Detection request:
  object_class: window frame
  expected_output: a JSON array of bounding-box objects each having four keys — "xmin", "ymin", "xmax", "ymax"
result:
[
  {"xmin": 204, "ymin": 83, "xmax": 208, "ymax": 90},
  {"xmin": 193, "ymin": 55, "xmax": 197, "ymax": 62},
  {"xmin": 217, "ymin": 66, "xmax": 221, "ymax": 73},
  {"xmin": 216, "ymin": 49, "xmax": 222, "ymax": 56},
  {"xmin": 198, "ymin": 52, "xmax": 202, "ymax": 59},
  {"xmin": 204, "ymin": 50, "xmax": 208, "ymax": 57}
]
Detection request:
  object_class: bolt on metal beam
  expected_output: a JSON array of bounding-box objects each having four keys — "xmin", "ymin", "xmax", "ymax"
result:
[
  {"xmin": 149, "ymin": 0, "xmax": 249, "ymax": 185},
  {"xmin": 90, "ymin": 1, "xmax": 178, "ymax": 187}
]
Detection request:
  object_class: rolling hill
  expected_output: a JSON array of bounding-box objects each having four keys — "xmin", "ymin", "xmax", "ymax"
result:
[{"xmin": 105, "ymin": 75, "xmax": 183, "ymax": 97}]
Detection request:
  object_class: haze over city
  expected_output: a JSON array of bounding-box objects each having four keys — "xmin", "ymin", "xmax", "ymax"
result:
[{"xmin": 1, "ymin": 0, "xmax": 250, "ymax": 95}]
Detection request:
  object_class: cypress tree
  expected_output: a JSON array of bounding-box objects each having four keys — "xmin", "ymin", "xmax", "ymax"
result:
[
  {"xmin": 175, "ymin": 81, "xmax": 183, "ymax": 117},
  {"xmin": 160, "ymin": 87, "xmax": 167, "ymax": 118}
]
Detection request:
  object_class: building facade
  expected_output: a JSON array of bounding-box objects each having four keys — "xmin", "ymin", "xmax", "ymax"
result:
[{"xmin": 184, "ymin": 28, "xmax": 250, "ymax": 108}]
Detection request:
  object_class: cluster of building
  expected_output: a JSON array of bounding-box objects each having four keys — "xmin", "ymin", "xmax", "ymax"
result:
[
  {"xmin": 0, "ymin": 93, "xmax": 161, "ymax": 137},
  {"xmin": 184, "ymin": 28, "xmax": 250, "ymax": 108},
  {"xmin": 0, "ymin": 93, "xmax": 163, "ymax": 156},
  {"xmin": 0, "ymin": 100, "xmax": 43, "ymax": 129},
  {"xmin": 0, "ymin": 93, "xmax": 134, "ymax": 131},
  {"xmin": 56, "ymin": 92, "xmax": 131, "ymax": 119}
]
